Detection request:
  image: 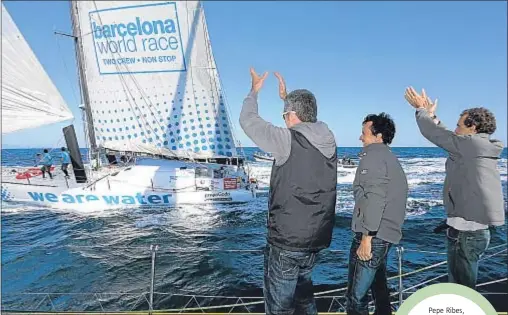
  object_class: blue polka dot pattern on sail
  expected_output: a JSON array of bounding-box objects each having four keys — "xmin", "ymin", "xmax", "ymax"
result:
[{"xmin": 88, "ymin": 89, "xmax": 238, "ymax": 157}]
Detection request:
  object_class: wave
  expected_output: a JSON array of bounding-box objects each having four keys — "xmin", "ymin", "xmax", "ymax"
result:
[{"xmin": 407, "ymin": 176, "xmax": 444, "ymax": 187}]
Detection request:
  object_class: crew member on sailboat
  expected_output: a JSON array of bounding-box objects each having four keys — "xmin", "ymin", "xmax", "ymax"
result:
[
  {"xmin": 404, "ymin": 87, "xmax": 505, "ymax": 289},
  {"xmin": 60, "ymin": 147, "xmax": 71, "ymax": 178},
  {"xmin": 39, "ymin": 149, "xmax": 54, "ymax": 179},
  {"xmin": 240, "ymin": 68, "xmax": 337, "ymax": 315}
]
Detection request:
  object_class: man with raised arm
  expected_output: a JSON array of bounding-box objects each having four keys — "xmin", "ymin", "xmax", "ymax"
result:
[
  {"xmin": 404, "ymin": 87, "xmax": 505, "ymax": 289},
  {"xmin": 239, "ymin": 68, "xmax": 337, "ymax": 315}
]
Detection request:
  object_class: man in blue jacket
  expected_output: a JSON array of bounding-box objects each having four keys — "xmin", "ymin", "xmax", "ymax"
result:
[
  {"xmin": 60, "ymin": 147, "xmax": 71, "ymax": 178},
  {"xmin": 39, "ymin": 149, "xmax": 53, "ymax": 179}
]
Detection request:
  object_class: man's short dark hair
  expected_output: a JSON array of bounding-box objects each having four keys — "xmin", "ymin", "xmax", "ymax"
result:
[
  {"xmin": 363, "ymin": 112, "xmax": 396, "ymax": 144},
  {"xmin": 284, "ymin": 89, "xmax": 317, "ymax": 123},
  {"xmin": 43, "ymin": 149, "xmax": 49, "ymax": 153},
  {"xmin": 461, "ymin": 107, "xmax": 496, "ymax": 135}
]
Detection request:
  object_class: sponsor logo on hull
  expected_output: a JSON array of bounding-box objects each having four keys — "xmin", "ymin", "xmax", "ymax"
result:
[{"xmin": 204, "ymin": 191, "xmax": 232, "ymax": 202}]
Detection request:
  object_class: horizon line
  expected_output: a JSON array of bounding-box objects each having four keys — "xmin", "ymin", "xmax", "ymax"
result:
[{"xmin": 2, "ymin": 146, "xmax": 508, "ymax": 150}]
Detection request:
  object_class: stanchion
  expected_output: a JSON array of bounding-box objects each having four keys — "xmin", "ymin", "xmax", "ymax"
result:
[
  {"xmin": 397, "ymin": 246, "xmax": 404, "ymax": 307},
  {"xmin": 149, "ymin": 244, "xmax": 159, "ymax": 314}
]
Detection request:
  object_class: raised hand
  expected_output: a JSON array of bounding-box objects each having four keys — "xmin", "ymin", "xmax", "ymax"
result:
[
  {"xmin": 274, "ymin": 72, "xmax": 287, "ymax": 100},
  {"xmin": 250, "ymin": 67, "xmax": 268, "ymax": 93},
  {"xmin": 405, "ymin": 86, "xmax": 436, "ymax": 107},
  {"xmin": 404, "ymin": 86, "xmax": 428, "ymax": 109},
  {"xmin": 426, "ymin": 98, "xmax": 438, "ymax": 116},
  {"xmin": 421, "ymin": 89, "xmax": 438, "ymax": 115}
]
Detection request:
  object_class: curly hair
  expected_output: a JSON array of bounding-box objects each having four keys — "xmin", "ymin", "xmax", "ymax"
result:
[
  {"xmin": 363, "ymin": 112, "xmax": 396, "ymax": 144},
  {"xmin": 461, "ymin": 107, "xmax": 496, "ymax": 134}
]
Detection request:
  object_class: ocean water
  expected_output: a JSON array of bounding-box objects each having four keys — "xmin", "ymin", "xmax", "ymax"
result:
[{"xmin": 1, "ymin": 147, "xmax": 507, "ymax": 312}]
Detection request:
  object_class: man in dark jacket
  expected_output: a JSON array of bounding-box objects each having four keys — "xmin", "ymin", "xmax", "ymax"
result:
[
  {"xmin": 405, "ymin": 87, "xmax": 505, "ymax": 289},
  {"xmin": 347, "ymin": 113, "xmax": 408, "ymax": 315},
  {"xmin": 240, "ymin": 68, "xmax": 337, "ymax": 315}
]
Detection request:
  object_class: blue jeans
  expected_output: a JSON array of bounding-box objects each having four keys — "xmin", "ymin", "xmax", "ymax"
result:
[
  {"xmin": 446, "ymin": 227, "xmax": 490, "ymax": 289},
  {"xmin": 263, "ymin": 243, "xmax": 318, "ymax": 315},
  {"xmin": 346, "ymin": 233, "xmax": 392, "ymax": 315}
]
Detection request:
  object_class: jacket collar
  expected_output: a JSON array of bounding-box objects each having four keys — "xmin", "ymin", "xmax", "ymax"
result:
[
  {"xmin": 361, "ymin": 143, "xmax": 389, "ymax": 154},
  {"xmin": 476, "ymin": 133, "xmax": 490, "ymax": 139}
]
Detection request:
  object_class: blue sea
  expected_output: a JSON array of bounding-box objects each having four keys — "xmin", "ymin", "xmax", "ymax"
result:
[{"xmin": 1, "ymin": 147, "xmax": 507, "ymax": 312}]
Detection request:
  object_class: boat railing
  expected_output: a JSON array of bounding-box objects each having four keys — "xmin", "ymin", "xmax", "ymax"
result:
[
  {"xmin": 2, "ymin": 166, "xmax": 89, "ymax": 189},
  {"xmin": 86, "ymin": 173, "xmax": 249, "ymax": 193},
  {"xmin": 1, "ymin": 242, "xmax": 506, "ymax": 314},
  {"xmin": 2, "ymin": 164, "xmax": 250, "ymax": 192}
]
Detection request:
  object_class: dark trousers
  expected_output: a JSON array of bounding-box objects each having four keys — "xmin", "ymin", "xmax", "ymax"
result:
[
  {"xmin": 263, "ymin": 243, "xmax": 319, "ymax": 315},
  {"xmin": 346, "ymin": 233, "xmax": 392, "ymax": 315},
  {"xmin": 446, "ymin": 227, "xmax": 490, "ymax": 289},
  {"xmin": 61, "ymin": 163, "xmax": 69, "ymax": 177},
  {"xmin": 41, "ymin": 165, "xmax": 52, "ymax": 179}
]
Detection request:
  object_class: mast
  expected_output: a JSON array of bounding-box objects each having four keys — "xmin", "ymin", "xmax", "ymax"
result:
[{"xmin": 69, "ymin": 0, "xmax": 97, "ymax": 156}]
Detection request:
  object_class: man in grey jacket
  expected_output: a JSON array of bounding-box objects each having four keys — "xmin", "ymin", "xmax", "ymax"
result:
[
  {"xmin": 347, "ymin": 113, "xmax": 408, "ymax": 315},
  {"xmin": 240, "ymin": 68, "xmax": 337, "ymax": 315},
  {"xmin": 405, "ymin": 87, "xmax": 505, "ymax": 289}
]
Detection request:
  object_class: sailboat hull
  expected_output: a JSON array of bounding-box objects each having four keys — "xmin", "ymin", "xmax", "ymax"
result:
[
  {"xmin": 253, "ymin": 157, "xmax": 274, "ymax": 163},
  {"xmin": 1, "ymin": 182, "xmax": 254, "ymax": 211},
  {"xmin": 1, "ymin": 159, "xmax": 256, "ymax": 211}
]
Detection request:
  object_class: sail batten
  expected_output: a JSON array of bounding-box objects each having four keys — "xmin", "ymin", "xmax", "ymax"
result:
[
  {"xmin": 71, "ymin": 1, "xmax": 238, "ymax": 158},
  {"xmin": 1, "ymin": 3, "xmax": 74, "ymax": 134}
]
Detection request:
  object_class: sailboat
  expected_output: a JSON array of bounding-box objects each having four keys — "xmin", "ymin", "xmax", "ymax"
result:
[
  {"xmin": 253, "ymin": 151, "xmax": 274, "ymax": 162},
  {"xmin": 1, "ymin": 1, "xmax": 257, "ymax": 210}
]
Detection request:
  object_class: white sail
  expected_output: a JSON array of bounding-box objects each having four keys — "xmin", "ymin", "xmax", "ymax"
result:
[
  {"xmin": 1, "ymin": 3, "xmax": 74, "ymax": 134},
  {"xmin": 72, "ymin": 1, "xmax": 238, "ymax": 158}
]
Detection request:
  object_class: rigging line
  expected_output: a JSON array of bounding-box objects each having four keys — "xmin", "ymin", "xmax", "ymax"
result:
[
  {"xmin": 6, "ymin": 277, "xmax": 506, "ymax": 299},
  {"xmin": 480, "ymin": 248, "xmax": 507, "ymax": 261},
  {"xmin": 88, "ymin": 3, "xmax": 171, "ymax": 145},
  {"xmin": 184, "ymin": 2, "xmax": 207, "ymax": 152},
  {"xmin": 71, "ymin": 2, "xmax": 96, "ymax": 167},
  {"xmin": 200, "ymin": 3, "xmax": 237, "ymax": 147},
  {"xmin": 486, "ymin": 244, "xmax": 506, "ymax": 251},
  {"xmin": 316, "ymin": 244, "xmax": 508, "ymax": 296},
  {"xmin": 43, "ymin": 123, "xmax": 76, "ymax": 156},
  {"xmin": 80, "ymin": 4, "xmax": 161, "ymax": 150},
  {"xmin": 55, "ymin": 35, "xmax": 80, "ymax": 106},
  {"xmin": 186, "ymin": 2, "xmax": 225, "ymax": 162},
  {"xmin": 88, "ymin": 3, "xmax": 207, "ymax": 165},
  {"xmin": 119, "ymin": 70, "xmax": 168, "ymax": 137},
  {"xmin": 85, "ymin": 23, "xmax": 159, "ymax": 144},
  {"xmin": 87, "ymin": 3, "xmax": 214, "ymax": 165},
  {"xmin": 201, "ymin": 13, "xmax": 223, "ymax": 155},
  {"xmin": 102, "ymin": 70, "xmax": 175, "ymax": 158},
  {"xmin": 172, "ymin": 1, "xmax": 214, "ymax": 164},
  {"xmin": 477, "ymin": 278, "xmax": 507, "ymax": 287},
  {"xmin": 200, "ymin": 3, "xmax": 243, "ymax": 159},
  {"xmin": 200, "ymin": 2, "xmax": 224, "ymax": 154}
]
